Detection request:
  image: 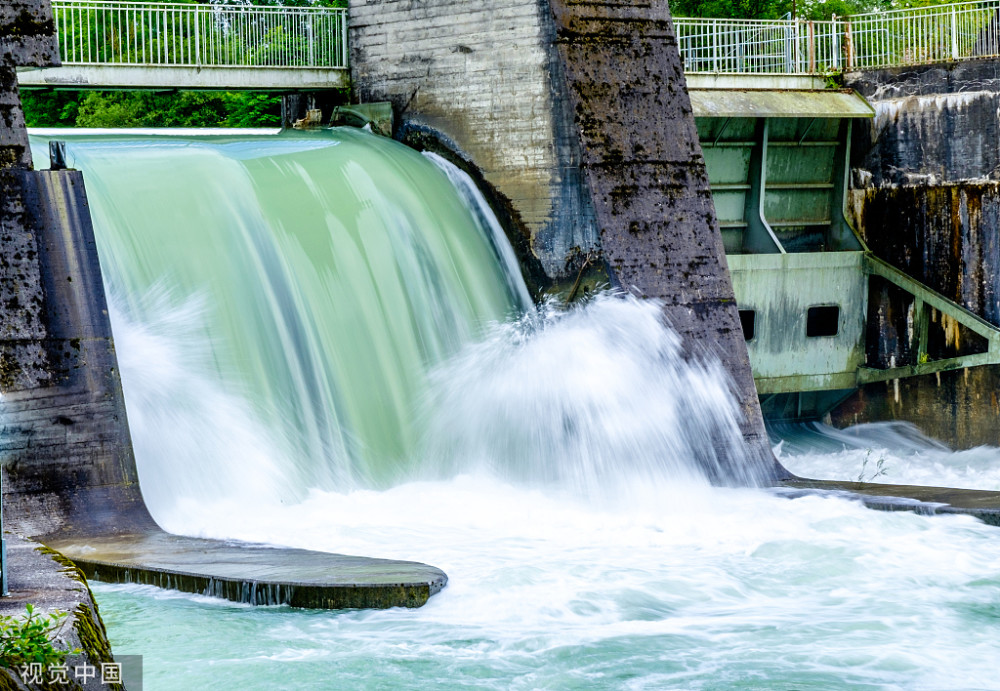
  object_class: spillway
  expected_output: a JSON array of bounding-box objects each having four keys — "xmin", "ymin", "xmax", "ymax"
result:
[
  {"xmin": 25, "ymin": 129, "xmax": 1000, "ymax": 689},
  {"xmin": 30, "ymin": 128, "xmax": 537, "ymax": 518}
]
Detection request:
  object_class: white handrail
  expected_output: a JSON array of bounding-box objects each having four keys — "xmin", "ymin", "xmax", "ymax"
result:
[
  {"xmin": 51, "ymin": 0, "xmax": 348, "ymax": 70},
  {"xmin": 47, "ymin": 0, "xmax": 1000, "ymax": 75},
  {"xmin": 675, "ymin": 0, "xmax": 1000, "ymax": 73}
]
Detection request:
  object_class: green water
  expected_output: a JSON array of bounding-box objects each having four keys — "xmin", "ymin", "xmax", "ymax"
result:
[{"xmin": 30, "ymin": 129, "xmax": 528, "ymax": 495}]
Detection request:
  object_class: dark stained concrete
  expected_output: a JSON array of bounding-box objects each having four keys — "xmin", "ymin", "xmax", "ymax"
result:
[
  {"xmin": 836, "ymin": 58, "xmax": 1000, "ymax": 448},
  {"xmin": 546, "ymin": 0, "xmax": 785, "ymax": 483}
]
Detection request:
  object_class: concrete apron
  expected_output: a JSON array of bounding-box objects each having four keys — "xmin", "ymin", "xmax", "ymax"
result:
[
  {"xmin": 44, "ymin": 533, "xmax": 448, "ymax": 610},
  {"xmin": 778, "ymin": 479, "xmax": 1000, "ymax": 526}
]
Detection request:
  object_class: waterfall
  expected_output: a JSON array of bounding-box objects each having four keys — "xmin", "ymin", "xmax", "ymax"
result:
[
  {"xmin": 29, "ymin": 128, "xmax": 529, "ymax": 514},
  {"xmin": 28, "ymin": 127, "xmax": 766, "ymax": 523}
]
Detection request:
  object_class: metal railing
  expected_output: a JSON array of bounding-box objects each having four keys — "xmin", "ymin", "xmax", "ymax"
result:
[
  {"xmin": 847, "ymin": 1, "xmax": 1000, "ymax": 69},
  {"xmin": 51, "ymin": 0, "xmax": 348, "ymax": 69},
  {"xmin": 675, "ymin": 0, "xmax": 1000, "ymax": 74},
  {"xmin": 676, "ymin": 18, "xmax": 843, "ymax": 74}
]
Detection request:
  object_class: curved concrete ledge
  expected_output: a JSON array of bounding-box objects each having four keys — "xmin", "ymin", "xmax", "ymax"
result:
[
  {"xmin": 45, "ymin": 531, "xmax": 448, "ymax": 610},
  {"xmin": 779, "ymin": 478, "xmax": 1000, "ymax": 526}
]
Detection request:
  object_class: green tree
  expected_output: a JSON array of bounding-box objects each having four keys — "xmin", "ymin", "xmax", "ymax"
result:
[{"xmin": 669, "ymin": 0, "xmax": 936, "ymax": 20}]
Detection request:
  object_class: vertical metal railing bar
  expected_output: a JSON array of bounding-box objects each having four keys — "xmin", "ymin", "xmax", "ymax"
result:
[{"xmin": 49, "ymin": 0, "xmax": 348, "ymax": 69}]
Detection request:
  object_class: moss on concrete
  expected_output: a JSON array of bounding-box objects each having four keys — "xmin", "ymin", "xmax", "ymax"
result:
[{"xmin": 33, "ymin": 547, "xmax": 122, "ymax": 690}]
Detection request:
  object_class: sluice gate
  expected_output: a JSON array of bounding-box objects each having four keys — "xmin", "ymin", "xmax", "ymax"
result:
[{"xmin": 692, "ymin": 75, "xmax": 1000, "ymax": 421}]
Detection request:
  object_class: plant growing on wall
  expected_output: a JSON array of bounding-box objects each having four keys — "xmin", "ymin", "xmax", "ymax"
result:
[{"xmin": 0, "ymin": 604, "xmax": 80, "ymax": 671}]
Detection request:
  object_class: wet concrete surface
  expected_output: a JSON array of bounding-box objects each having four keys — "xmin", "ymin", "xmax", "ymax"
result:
[
  {"xmin": 45, "ymin": 531, "xmax": 448, "ymax": 610},
  {"xmin": 780, "ymin": 478, "xmax": 1000, "ymax": 526}
]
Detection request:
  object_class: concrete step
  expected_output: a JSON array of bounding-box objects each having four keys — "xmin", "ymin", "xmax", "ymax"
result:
[{"xmin": 45, "ymin": 530, "xmax": 447, "ymax": 610}]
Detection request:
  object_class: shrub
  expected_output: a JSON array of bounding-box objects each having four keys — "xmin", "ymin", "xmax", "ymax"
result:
[{"xmin": 0, "ymin": 604, "xmax": 79, "ymax": 670}]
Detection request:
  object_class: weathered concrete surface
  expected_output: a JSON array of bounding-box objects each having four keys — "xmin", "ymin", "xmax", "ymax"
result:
[
  {"xmin": 0, "ymin": 2, "xmax": 59, "ymax": 69},
  {"xmin": 546, "ymin": 0, "xmax": 784, "ymax": 482},
  {"xmin": 848, "ymin": 61, "xmax": 1000, "ymax": 186},
  {"xmin": 17, "ymin": 65, "xmax": 349, "ymax": 91},
  {"xmin": 834, "ymin": 367, "xmax": 1000, "ymax": 447},
  {"xmin": 1, "ymin": 169, "xmax": 157, "ymax": 539},
  {"xmin": 348, "ymin": 0, "xmax": 599, "ymax": 280},
  {"xmin": 0, "ymin": 535, "xmax": 123, "ymax": 691},
  {"xmin": 851, "ymin": 184, "xmax": 1000, "ymax": 328},
  {"xmin": 46, "ymin": 533, "xmax": 448, "ymax": 610},
  {"xmin": 2, "ymin": 1, "xmax": 59, "ymax": 171},
  {"xmin": 835, "ymin": 59, "xmax": 1000, "ymax": 447},
  {"xmin": 780, "ymin": 478, "xmax": 1000, "ymax": 527}
]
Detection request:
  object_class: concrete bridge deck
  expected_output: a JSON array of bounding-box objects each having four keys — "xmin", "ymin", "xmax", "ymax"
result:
[{"xmin": 17, "ymin": 65, "xmax": 349, "ymax": 91}]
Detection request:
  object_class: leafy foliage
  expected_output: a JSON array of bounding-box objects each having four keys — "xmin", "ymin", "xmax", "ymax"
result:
[
  {"xmin": 670, "ymin": 0, "xmax": 950, "ymax": 20},
  {"xmin": 23, "ymin": 91, "xmax": 286, "ymax": 128},
  {"xmin": 0, "ymin": 604, "xmax": 79, "ymax": 670}
]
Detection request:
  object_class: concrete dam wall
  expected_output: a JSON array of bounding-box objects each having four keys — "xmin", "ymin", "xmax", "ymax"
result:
[{"xmin": 838, "ymin": 59, "xmax": 1000, "ymax": 446}]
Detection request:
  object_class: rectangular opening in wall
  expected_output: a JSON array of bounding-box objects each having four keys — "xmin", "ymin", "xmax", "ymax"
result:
[
  {"xmin": 807, "ymin": 305, "xmax": 839, "ymax": 337},
  {"xmin": 738, "ymin": 309, "xmax": 756, "ymax": 341}
]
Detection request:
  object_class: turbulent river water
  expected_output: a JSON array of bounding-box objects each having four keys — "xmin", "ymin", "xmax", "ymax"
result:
[{"xmin": 28, "ymin": 130, "xmax": 1000, "ymax": 691}]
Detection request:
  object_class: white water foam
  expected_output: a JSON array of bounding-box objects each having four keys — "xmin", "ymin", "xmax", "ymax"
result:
[
  {"xmin": 776, "ymin": 420, "xmax": 1000, "ymax": 491},
  {"xmin": 109, "ymin": 290, "xmax": 298, "ymax": 523}
]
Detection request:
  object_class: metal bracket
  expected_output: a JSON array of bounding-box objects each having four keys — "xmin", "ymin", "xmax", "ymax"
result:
[{"xmin": 857, "ymin": 254, "xmax": 1000, "ymax": 384}]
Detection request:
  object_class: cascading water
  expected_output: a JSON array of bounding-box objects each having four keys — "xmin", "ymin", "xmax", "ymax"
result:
[
  {"xmin": 30, "ymin": 128, "xmax": 535, "ymax": 515},
  {"xmin": 26, "ymin": 130, "xmax": 1000, "ymax": 690}
]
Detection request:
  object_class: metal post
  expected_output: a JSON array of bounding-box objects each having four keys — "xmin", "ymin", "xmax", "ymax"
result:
[
  {"xmin": 309, "ymin": 15, "xmax": 315, "ymax": 67},
  {"xmin": 951, "ymin": 6, "xmax": 959, "ymax": 60},
  {"xmin": 845, "ymin": 20, "xmax": 855, "ymax": 69},
  {"xmin": 808, "ymin": 20, "xmax": 816, "ymax": 72},
  {"xmin": 832, "ymin": 15, "xmax": 841, "ymax": 70},
  {"xmin": 712, "ymin": 19, "xmax": 719, "ymax": 72},
  {"xmin": 195, "ymin": 4, "xmax": 201, "ymax": 67}
]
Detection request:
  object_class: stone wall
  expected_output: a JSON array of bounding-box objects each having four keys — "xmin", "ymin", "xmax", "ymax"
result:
[{"xmin": 835, "ymin": 59, "xmax": 1000, "ymax": 447}]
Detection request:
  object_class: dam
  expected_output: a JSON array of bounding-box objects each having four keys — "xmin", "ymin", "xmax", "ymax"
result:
[{"xmin": 4, "ymin": 0, "xmax": 1000, "ymax": 689}]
